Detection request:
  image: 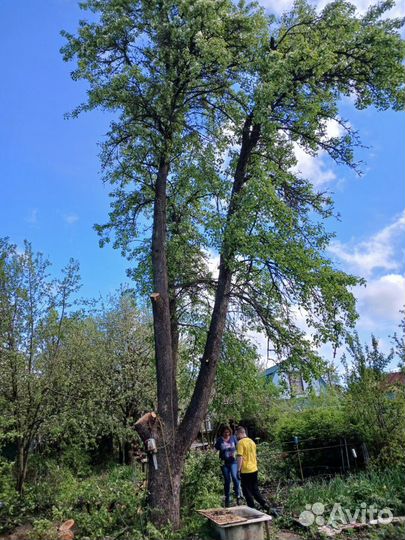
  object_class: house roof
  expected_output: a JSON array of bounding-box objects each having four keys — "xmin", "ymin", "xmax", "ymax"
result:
[
  {"xmin": 384, "ymin": 372, "xmax": 405, "ymax": 386},
  {"xmin": 264, "ymin": 365, "xmax": 279, "ymax": 378},
  {"xmin": 264, "ymin": 362, "xmax": 328, "ymax": 388}
]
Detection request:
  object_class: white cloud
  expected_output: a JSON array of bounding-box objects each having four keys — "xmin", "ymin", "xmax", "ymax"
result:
[
  {"xmin": 64, "ymin": 213, "xmax": 79, "ymax": 225},
  {"xmin": 292, "ymin": 145, "xmax": 336, "ymax": 187},
  {"xmin": 327, "ymin": 211, "xmax": 405, "ymax": 351},
  {"xmin": 26, "ymin": 209, "xmax": 38, "ymax": 225},
  {"xmin": 325, "ymin": 119, "xmax": 345, "ymax": 140},
  {"xmin": 355, "ymin": 274, "xmax": 405, "ymax": 329},
  {"xmin": 329, "ymin": 210, "xmax": 405, "ymax": 277},
  {"xmin": 258, "ymin": 0, "xmax": 404, "ymax": 18},
  {"xmin": 292, "ymin": 119, "xmax": 346, "ymax": 187}
]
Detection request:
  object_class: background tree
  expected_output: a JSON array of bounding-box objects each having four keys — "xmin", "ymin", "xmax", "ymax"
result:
[
  {"xmin": 97, "ymin": 291, "xmax": 155, "ymax": 462},
  {"xmin": 392, "ymin": 307, "xmax": 405, "ymax": 369},
  {"xmin": 0, "ymin": 239, "xmax": 157, "ymax": 492},
  {"xmin": 343, "ymin": 333, "xmax": 405, "ymax": 466},
  {"xmin": 38, "ymin": 290, "xmax": 156, "ymax": 465},
  {"xmin": 0, "ymin": 238, "xmax": 80, "ymax": 493},
  {"xmin": 62, "ymin": 0, "xmax": 405, "ymax": 527}
]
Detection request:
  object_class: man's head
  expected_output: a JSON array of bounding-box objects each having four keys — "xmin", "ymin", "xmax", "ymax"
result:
[{"xmin": 235, "ymin": 426, "xmax": 247, "ymax": 440}]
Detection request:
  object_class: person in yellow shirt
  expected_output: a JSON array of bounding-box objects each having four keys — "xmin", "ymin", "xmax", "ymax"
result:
[{"xmin": 236, "ymin": 426, "xmax": 270, "ymax": 511}]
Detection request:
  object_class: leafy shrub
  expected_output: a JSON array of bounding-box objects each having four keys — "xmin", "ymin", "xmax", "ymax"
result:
[
  {"xmin": 343, "ymin": 334, "xmax": 405, "ymax": 469},
  {"xmin": 368, "ymin": 523, "xmax": 405, "ymax": 540},
  {"xmin": 1, "ymin": 453, "xmax": 221, "ymax": 539},
  {"xmin": 50, "ymin": 464, "xmax": 146, "ymax": 539},
  {"xmin": 0, "ymin": 459, "xmax": 41, "ymax": 533},
  {"xmin": 275, "ymin": 406, "xmax": 354, "ymax": 444},
  {"xmin": 257, "ymin": 442, "xmax": 297, "ymax": 484},
  {"xmin": 181, "ymin": 450, "xmax": 223, "ymax": 512},
  {"xmin": 28, "ymin": 519, "xmax": 56, "ymax": 540},
  {"xmin": 0, "ymin": 459, "xmax": 21, "ymax": 533},
  {"xmin": 59, "ymin": 446, "xmax": 93, "ymax": 478},
  {"xmin": 274, "ymin": 405, "xmax": 362, "ymax": 477}
]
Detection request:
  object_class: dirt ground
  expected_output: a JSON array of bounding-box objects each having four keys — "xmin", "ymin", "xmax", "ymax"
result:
[
  {"xmin": 1, "ymin": 527, "xmax": 304, "ymax": 540},
  {"xmin": 0, "ymin": 524, "xmax": 33, "ymax": 540},
  {"xmin": 2, "ymin": 522, "xmax": 404, "ymax": 540},
  {"xmin": 276, "ymin": 532, "xmax": 303, "ymax": 540}
]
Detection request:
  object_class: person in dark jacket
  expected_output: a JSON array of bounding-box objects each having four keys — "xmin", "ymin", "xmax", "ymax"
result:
[{"xmin": 215, "ymin": 425, "xmax": 242, "ymax": 507}]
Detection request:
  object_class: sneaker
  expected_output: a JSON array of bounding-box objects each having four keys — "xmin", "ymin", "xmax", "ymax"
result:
[
  {"xmin": 225, "ymin": 499, "xmax": 231, "ymax": 508},
  {"xmin": 236, "ymin": 497, "xmax": 244, "ymax": 506},
  {"xmin": 266, "ymin": 506, "xmax": 280, "ymax": 518}
]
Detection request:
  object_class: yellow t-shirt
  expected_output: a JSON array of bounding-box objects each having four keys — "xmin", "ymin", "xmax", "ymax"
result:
[{"xmin": 237, "ymin": 437, "xmax": 258, "ymax": 473}]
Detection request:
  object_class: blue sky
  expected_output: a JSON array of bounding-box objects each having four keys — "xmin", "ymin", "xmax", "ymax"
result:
[
  {"xmin": 0, "ymin": 1, "xmax": 404, "ymax": 368},
  {"xmin": 1, "ymin": 1, "xmax": 129, "ymax": 297}
]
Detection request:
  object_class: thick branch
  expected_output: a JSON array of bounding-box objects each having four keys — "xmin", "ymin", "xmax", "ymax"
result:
[{"xmin": 177, "ymin": 115, "xmax": 261, "ymax": 450}]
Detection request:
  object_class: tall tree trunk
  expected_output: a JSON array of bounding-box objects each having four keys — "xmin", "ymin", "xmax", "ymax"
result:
[
  {"xmin": 149, "ymin": 156, "xmax": 181, "ymax": 527},
  {"xmin": 151, "ymin": 157, "xmax": 175, "ymax": 428},
  {"xmin": 148, "ymin": 449, "xmax": 183, "ymax": 527},
  {"xmin": 169, "ymin": 295, "xmax": 179, "ymax": 419},
  {"xmin": 16, "ymin": 439, "xmax": 29, "ymax": 494},
  {"xmin": 147, "ymin": 118, "xmax": 260, "ymax": 528}
]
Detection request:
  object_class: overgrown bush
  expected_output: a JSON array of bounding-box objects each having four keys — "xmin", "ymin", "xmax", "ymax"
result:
[
  {"xmin": 28, "ymin": 519, "xmax": 56, "ymax": 540},
  {"xmin": 257, "ymin": 442, "xmax": 297, "ymax": 484},
  {"xmin": 0, "ymin": 458, "xmax": 22, "ymax": 533},
  {"xmin": 342, "ymin": 334, "xmax": 405, "ymax": 469},
  {"xmin": 275, "ymin": 404, "xmax": 353, "ymax": 444},
  {"xmin": 282, "ymin": 468, "xmax": 405, "ymax": 518},
  {"xmin": 1, "ymin": 451, "xmax": 223, "ymax": 539},
  {"xmin": 344, "ymin": 377, "xmax": 405, "ymax": 469},
  {"xmin": 49, "ymin": 464, "xmax": 146, "ymax": 539},
  {"xmin": 273, "ymin": 403, "xmax": 360, "ymax": 477},
  {"xmin": 0, "ymin": 458, "xmax": 147, "ymax": 539},
  {"xmin": 181, "ymin": 450, "xmax": 223, "ymax": 512}
]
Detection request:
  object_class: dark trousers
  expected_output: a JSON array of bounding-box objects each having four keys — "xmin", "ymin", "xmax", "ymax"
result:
[{"xmin": 240, "ymin": 471, "xmax": 267, "ymax": 509}]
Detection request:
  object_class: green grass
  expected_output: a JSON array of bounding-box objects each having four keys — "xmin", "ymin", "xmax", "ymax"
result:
[{"xmin": 274, "ymin": 467, "xmax": 405, "ymax": 536}]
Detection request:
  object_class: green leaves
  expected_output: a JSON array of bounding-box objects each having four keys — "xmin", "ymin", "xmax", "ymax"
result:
[
  {"xmin": 63, "ymin": 0, "xmax": 404, "ymax": 414},
  {"xmin": 342, "ymin": 333, "xmax": 405, "ymax": 467}
]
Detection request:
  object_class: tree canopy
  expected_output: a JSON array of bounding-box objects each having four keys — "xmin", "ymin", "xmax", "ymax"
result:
[{"xmin": 62, "ymin": 0, "xmax": 404, "ymax": 362}]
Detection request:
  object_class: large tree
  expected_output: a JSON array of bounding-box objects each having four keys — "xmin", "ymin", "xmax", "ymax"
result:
[{"xmin": 62, "ymin": 0, "xmax": 405, "ymax": 527}]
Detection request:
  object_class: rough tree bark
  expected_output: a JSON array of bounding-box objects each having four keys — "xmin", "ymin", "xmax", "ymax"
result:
[{"xmin": 147, "ymin": 155, "xmax": 183, "ymax": 525}]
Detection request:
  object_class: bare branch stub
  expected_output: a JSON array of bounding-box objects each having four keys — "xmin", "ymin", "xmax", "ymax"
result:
[{"xmin": 134, "ymin": 411, "xmax": 158, "ymax": 443}]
